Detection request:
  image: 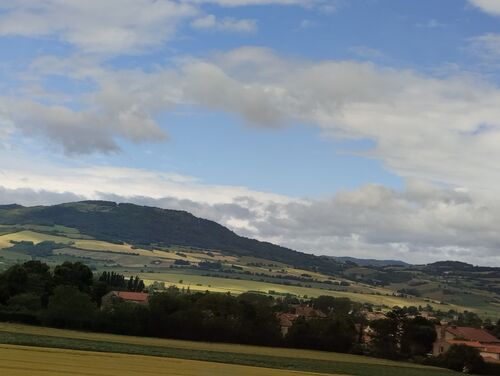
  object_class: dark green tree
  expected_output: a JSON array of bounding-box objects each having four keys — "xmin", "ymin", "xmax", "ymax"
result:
[
  {"xmin": 42, "ymin": 285, "xmax": 96, "ymax": 328},
  {"xmin": 440, "ymin": 344, "xmax": 485, "ymax": 374}
]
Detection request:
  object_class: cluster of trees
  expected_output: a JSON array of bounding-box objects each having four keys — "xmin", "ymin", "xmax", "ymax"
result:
[
  {"xmin": 0, "ymin": 261, "xmax": 144, "ymax": 326},
  {"xmin": 369, "ymin": 308, "xmax": 437, "ymax": 359}
]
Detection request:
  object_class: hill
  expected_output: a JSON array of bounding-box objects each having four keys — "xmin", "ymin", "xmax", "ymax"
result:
[
  {"xmin": 0, "ymin": 201, "xmax": 344, "ymax": 275},
  {"xmin": 332, "ymin": 256, "xmax": 409, "ymax": 267}
]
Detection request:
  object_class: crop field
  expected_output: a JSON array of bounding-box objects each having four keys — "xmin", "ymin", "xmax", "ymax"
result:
[
  {"xmin": 0, "ymin": 344, "xmax": 328, "ymax": 376},
  {"xmin": 0, "ymin": 323, "xmax": 457, "ymax": 376},
  {"xmin": 137, "ymin": 271, "xmax": 468, "ymax": 311},
  {"xmin": 0, "ymin": 228, "xmax": 497, "ymax": 317}
]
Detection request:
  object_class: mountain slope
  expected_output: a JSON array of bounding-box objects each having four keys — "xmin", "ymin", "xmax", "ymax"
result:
[
  {"xmin": 332, "ymin": 256, "xmax": 410, "ymax": 267},
  {"xmin": 0, "ymin": 201, "xmax": 344, "ymax": 274}
]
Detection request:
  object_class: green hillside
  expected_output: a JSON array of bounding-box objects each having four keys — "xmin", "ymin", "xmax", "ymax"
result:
[{"xmin": 0, "ymin": 201, "xmax": 343, "ymax": 275}]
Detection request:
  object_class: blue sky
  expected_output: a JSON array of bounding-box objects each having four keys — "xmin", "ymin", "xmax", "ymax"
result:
[{"xmin": 1, "ymin": 0, "xmax": 500, "ymax": 265}]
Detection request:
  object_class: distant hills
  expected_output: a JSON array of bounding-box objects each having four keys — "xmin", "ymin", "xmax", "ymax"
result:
[
  {"xmin": 0, "ymin": 201, "xmax": 344, "ymax": 275},
  {"xmin": 332, "ymin": 256, "xmax": 410, "ymax": 267}
]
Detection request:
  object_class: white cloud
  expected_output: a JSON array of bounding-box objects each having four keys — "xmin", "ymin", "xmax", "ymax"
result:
[
  {"xmin": 416, "ymin": 19, "xmax": 445, "ymax": 28},
  {"xmin": 469, "ymin": 33, "xmax": 500, "ymax": 61},
  {"xmin": 186, "ymin": 0, "xmax": 319, "ymax": 7},
  {"xmin": 191, "ymin": 15, "xmax": 257, "ymax": 32},
  {"xmin": 5, "ymin": 46, "xmax": 500, "ymax": 190},
  {"xmin": 175, "ymin": 48, "xmax": 500, "ymax": 193},
  {"xmin": 0, "ymin": 0, "xmax": 197, "ymax": 54},
  {"xmin": 0, "ymin": 0, "xmax": 331, "ymax": 54},
  {"xmin": 469, "ymin": 0, "xmax": 500, "ymax": 16},
  {"xmin": 299, "ymin": 19, "xmax": 316, "ymax": 29},
  {"xmin": 349, "ymin": 46, "xmax": 385, "ymax": 59}
]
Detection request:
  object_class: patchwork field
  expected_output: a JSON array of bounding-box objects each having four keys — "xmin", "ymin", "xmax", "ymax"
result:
[
  {"xmin": 137, "ymin": 271, "xmax": 463, "ymax": 311},
  {"xmin": 0, "ymin": 226, "xmax": 498, "ymax": 318},
  {"xmin": 0, "ymin": 323, "xmax": 457, "ymax": 376}
]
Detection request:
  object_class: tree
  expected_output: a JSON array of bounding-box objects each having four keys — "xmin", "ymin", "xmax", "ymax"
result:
[
  {"xmin": 440, "ymin": 344, "xmax": 485, "ymax": 374},
  {"xmin": 6, "ymin": 293, "xmax": 42, "ymax": 313},
  {"xmin": 42, "ymin": 285, "xmax": 96, "ymax": 328},
  {"xmin": 0, "ymin": 265, "xmax": 28, "ymax": 303},
  {"xmin": 401, "ymin": 316, "xmax": 437, "ymax": 358},
  {"xmin": 286, "ymin": 316, "xmax": 356, "ymax": 352},
  {"xmin": 53, "ymin": 262, "xmax": 93, "ymax": 293},
  {"xmin": 313, "ymin": 296, "xmax": 352, "ymax": 316}
]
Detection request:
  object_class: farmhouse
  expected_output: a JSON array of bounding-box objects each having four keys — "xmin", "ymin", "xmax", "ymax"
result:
[
  {"xmin": 433, "ymin": 325, "xmax": 500, "ymax": 363},
  {"xmin": 101, "ymin": 291, "xmax": 150, "ymax": 308},
  {"xmin": 276, "ymin": 305, "xmax": 327, "ymax": 336}
]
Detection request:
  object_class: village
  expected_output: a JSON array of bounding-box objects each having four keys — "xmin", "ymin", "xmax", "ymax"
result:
[{"xmin": 102, "ymin": 289, "xmax": 500, "ymax": 366}]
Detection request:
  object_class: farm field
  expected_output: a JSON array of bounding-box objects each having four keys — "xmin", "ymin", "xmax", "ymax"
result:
[
  {"xmin": 137, "ymin": 271, "xmax": 471, "ymax": 312},
  {"xmin": 0, "ymin": 344, "xmax": 329, "ymax": 376},
  {"xmin": 0, "ymin": 323, "xmax": 457, "ymax": 376},
  {"xmin": 0, "ymin": 226, "xmax": 498, "ymax": 318}
]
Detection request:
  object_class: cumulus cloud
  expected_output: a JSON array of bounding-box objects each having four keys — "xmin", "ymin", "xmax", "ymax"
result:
[
  {"xmin": 191, "ymin": 15, "xmax": 258, "ymax": 32},
  {"xmin": 0, "ymin": 1, "xmax": 197, "ymax": 54},
  {"xmin": 5, "ymin": 46, "xmax": 500, "ymax": 188},
  {"xmin": 0, "ymin": 0, "xmax": 330, "ymax": 55},
  {"xmin": 469, "ymin": 0, "xmax": 500, "ymax": 16},
  {"xmin": 175, "ymin": 48, "xmax": 500, "ymax": 193}
]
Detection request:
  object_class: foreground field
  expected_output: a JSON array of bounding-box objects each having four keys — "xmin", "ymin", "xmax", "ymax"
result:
[
  {"xmin": 0, "ymin": 323, "xmax": 457, "ymax": 376},
  {"xmin": 0, "ymin": 344, "xmax": 330, "ymax": 376}
]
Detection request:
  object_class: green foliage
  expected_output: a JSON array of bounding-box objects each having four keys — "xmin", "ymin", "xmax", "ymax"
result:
[
  {"xmin": 369, "ymin": 308, "xmax": 436, "ymax": 360},
  {"xmin": 8, "ymin": 240, "xmax": 65, "ymax": 257},
  {"xmin": 42, "ymin": 285, "xmax": 96, "ymax": 328},
  {"xmin": 439, "ymin": 344, "xmax": 485, "ymax": 374},
  {"xmin": 286, "ymin": 316, "xmax": 357, "ymax": 352},
  {"xmin": 53, "ymin": 261, "xmax": 93, "ymax": 292}
]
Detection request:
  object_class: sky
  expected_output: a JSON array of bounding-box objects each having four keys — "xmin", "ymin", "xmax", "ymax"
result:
[{"xmin": 1, "ymin": 0, "xmax": 500, "ymax": 266}]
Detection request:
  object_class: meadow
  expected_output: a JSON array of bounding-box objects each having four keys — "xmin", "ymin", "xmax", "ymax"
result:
[{"xmin": 0, "ymin": 323, "xmax": 457, "ymax": 376}]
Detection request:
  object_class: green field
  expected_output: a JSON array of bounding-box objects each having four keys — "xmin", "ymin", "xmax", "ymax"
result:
[{"xmin": 0, "ymin": 323, "xmax": 457, "ymax": 376}]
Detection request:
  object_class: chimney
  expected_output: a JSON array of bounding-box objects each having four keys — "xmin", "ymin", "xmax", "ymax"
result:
[{"xmin": 439, "ymin": 325, "xmax": 447, "ymax": 339}]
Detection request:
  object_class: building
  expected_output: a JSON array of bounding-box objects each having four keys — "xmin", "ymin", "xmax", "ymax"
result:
[
  {"xmin": 433, "ymin": 325, "xmax": 500, "ymax": 363},
  {"xmin": 276, "ymin": 305, "xmax": 327, "ymax": 336},
  {"xmin": 101, "ymin": 291, "xmax": 150, "ymax": 308}
]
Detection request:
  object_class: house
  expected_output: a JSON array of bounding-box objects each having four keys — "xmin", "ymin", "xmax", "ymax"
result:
[
  {"xmin": 101, "ymin": 291, "xmax": 150, "ymax": 308},
  {"xmin": 433, "ymin": 325, "xmax": 500, "ymax": 363},
  {"xmin": 276, "ymin": 312, "xmax": 298, "ymax": 336},
  {"xmin": 364, "ymin": 311, "xmax": 386, "ymax": 322},
  {"xmin": 276, "ymin": 305, "xmax": 327, "ymax": 336}
]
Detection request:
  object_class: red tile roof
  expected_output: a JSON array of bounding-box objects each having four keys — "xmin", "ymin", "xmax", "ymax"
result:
[
  {"xmin": 446, "ymin": 326, "xmax": 500, "ymax": 343},
  {"xmin": 294, "ymin": 305, "xmax": 326, "ymax": 318},
  {"xmin": 277, "ymin": 313, "xmax": 298, "ymax": 328},
  {"xmin": 114, "ymin": 291, "xmax": 149, "ymax": 302}
]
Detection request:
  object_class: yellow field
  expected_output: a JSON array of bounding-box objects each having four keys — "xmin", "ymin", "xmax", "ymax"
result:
[
  {"xmin": 0, "ymin": 231, "xmax": 236, "ymax": 264},
  {"xmin": 0, "ymin": 323, "xmax": 432, "ymax": 369},
  {"xmin": 0, "ymin": 344, "xmax": 334, "ymax": 376}
]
